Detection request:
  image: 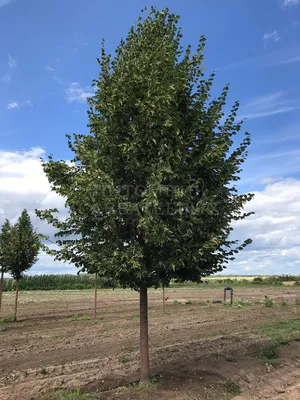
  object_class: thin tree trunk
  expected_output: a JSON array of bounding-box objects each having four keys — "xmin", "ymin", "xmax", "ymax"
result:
[
  {"xmin": 163, "ymin": 287, "xmax": 166, "ymax": 313},
  {"xmin": 14, "ymin": 280, "xmax": 19, "ymax": 322},
  {"xmin": 0, "ymin": 270, "xmax": 4, "ymax": 313},
  {"xmin": 140, "ymin": 285, "xmax": 150, "ymax": 383},
  {"xmin": 94, "ymin": 273, "xmax": 98, "ymax": 319}
]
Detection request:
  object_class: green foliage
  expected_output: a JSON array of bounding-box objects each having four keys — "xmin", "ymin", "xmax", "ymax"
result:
[
  {"xmin": 252, "ymin": 277, "xmax": 264, "ymax": 284},
  {"xmin": 42, "ymin": 390, "xmax": 95, "ymax": 400},
  {"xmin": 173, "ymin": 299, "xmax": 181, "ymax": 305},
  {"xmin": 67, "ymin": 314, "xmax": 91, "ymax": 322},
  {"xmin": 261, "ymin": 343, "xmax": 281, "ymax": 367},
  {"xmin": 224, "ymin": 299, "xmax": 254, "ymax": 308},
  {"xmin": 2, "ymin": 274, "xmax": 116, "ymax": 291},
  {"xmin": 170, "ymin": 277, "xmax": 300, "ymax": 288},
  {"xmin": 263, "ymin": 297, "xmax": 276, "ymax": 307},
  {"xmin": 186, "ymin": 299, "xmax": 194, "ymax": 304},
  {"xmin": 219, "ymin": 380, "xmax": 241, "ymax": 396},
  {"xmin": 0, "ymin": 219, "xmax": 12, "ymax": 276},
  {"xmin": 262, "ymin": 277, "xmax": 283, "ymax": 286},
  {"xmin": 7, "ymin": 210, "xmax": 41, "ymax": 281},
  {"xmin": 118, "ymin": 354, "xmax": 131, "ymax": 363},
  {"xmin": 295, "ymin": 299, "xmax": 300, "ymax": 306},
  {"xmin": 0, "ymin": 315, "xmax": 15, "ymax": 324},
  {"xmin": 257, "ymin": 319, "xmax": 300, "ymax": 342},
  {"xmin": 36, "ymin": 7, "xmax": 253, "ymax": 290}
]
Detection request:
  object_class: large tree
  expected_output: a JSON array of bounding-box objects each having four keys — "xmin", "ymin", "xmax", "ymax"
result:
[
  {"xmin": 36, "ymin": 7, "xmax": 253, "ymax": 382},
  {"xmin": 8, "ymin": 210, "xmax": 41, "ymax": 321},
  {"xmin": 0, "ymin": 219, "xmax": 12, "ymax": 313}
]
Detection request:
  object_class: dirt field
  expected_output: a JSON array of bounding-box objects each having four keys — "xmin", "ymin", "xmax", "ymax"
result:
[{"xmin": 1, "ymin": 286, "xmax": 300, "ymax": 400}]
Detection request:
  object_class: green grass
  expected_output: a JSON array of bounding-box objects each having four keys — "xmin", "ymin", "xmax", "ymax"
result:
[
  {"xmin": 263, "ymin": 297, "xmax": 276, "ymax": 307},
  {"xmin": 186, "ymin": 299, "xmax": 194, "ymax": 305},
  {"xmin": 224, "ymin": 299, "xmax": 254, "ymax": 308},
  {"xmin": 295, "ymin": 299, "xmax": 300, "ymax": 306},
  {"xmin": 219, "ymin": 379, "xmax": 241, "ymax": 396},
  {"xmin": 256, "ymin": 319, "xmax": 300, "ymax": 367},
  {"xmin": 42, "ymin": 389, "xmax": 95, "ymax": 400},
  {"xmin": 260, "ymin": 343, "xmax": 281, "ymax": 367},
  {"xmin": 0, "ymin": 315, "xmax": 15, "ymax": 324},
  {"xmin": 257, "ymin": 319, "xmax": 300, "ymax": 342},
  {"xmin": 118, "ymin": 354, "xmax": 130, "ymax": 364},
  {"xmin": 172, "ymin": 300, "xmax": 181, "ymax": 305},
  {"xmin": 66, "ymin": 314, "xmax": 91, "ymax": 322},
  {"xmin": 116, "ymin": 378, "xmax": 158, "ymax": 392}
]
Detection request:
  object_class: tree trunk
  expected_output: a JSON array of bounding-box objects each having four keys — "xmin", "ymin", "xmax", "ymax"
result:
[
  {"xmin": 14, "ymin": 280, "xmax": 19, "ymax": 322},
  {"xmin": 140, "ymin": 285, "xmax": 150, "ymax": 383},
  {"xmin": 94, "ymin": 273, "xmax": 98, "ymax": 319},
  {"xmin": 163, "ymin": 287, "xmax": 166, "ymax": 313},
  {"xmin": 0, "ymin": 270, "xmax": 4, "ymax": 313}
]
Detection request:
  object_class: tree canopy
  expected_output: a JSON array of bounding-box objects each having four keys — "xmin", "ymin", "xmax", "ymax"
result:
[
  {"xmin": 0, "ymin": 219, "xmax": 12, "ymax": 276},
  {"xmin": 8, "ymin": 209, "xmax": 40, "ymax": 281},
  {"xmin": 36, "ymin": 7, "xmax": 253, "ymax": 291}
]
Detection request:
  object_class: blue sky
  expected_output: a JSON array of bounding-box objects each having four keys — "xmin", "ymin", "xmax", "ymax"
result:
[{"xmin": 1, "ymin": 0, "xmax": 300, "ymax": 275}]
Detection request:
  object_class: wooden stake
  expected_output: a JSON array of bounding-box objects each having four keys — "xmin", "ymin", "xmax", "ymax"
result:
[
  {"xmin": 0, "ymin": 270, "xmax": 3, "ymax": 313},
  {"xmin": 140, "ymin": 285, "xmax": 150, "ymax": 383},
  {"xmin": 14, "ymin": 280, "xmax": 19, "ymax": 322},
  {"xmin": 94, "ymin": 273, "xmax": 98, "ymax": 319}
]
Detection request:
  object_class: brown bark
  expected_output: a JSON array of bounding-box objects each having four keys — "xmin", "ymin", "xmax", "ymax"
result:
[
  {"xmin": 140, "ymin": 285, "xmax": 150, "ymax": 383},
  {"xmin": 14, "ymin": 280, "xmax": 19, "ymax": 322},
  {"xmin": 0, "ymin": 270, "xmax": 4, "ymax": 313},
  {"xmin": 163, "ymin": 287, "xmax": 166, "ymax": 313},
  {"xmin": 94, "ymin": 273, "xmax": 98, "ymax": 319}
]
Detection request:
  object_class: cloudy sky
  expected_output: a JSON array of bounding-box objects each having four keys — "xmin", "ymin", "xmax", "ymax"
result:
[{"xmin": 1, "ymin": 0, "xmax": 300, "ymax": 275}]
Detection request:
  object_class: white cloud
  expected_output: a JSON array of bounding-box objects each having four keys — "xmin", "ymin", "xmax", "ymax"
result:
[
  {"xmin": 7, "ymin": 101, "xmax": 19, "ymax": 110},
  {"xmin": 263, "ymin": 30, "xmax": 280, "ymax": 46},
  {"xmin": 8, "ymin": 54, "xmax": 17, "ymax": 69},
  {"xmin": 46, "ymin": 65, "xmax": 55, "ymax": 72},
  {"xmin": 275, "ymin": 55, "xmax": 300, "ymax": 65},
  {"xmin": 6, "ymin": 100, "xmax": 33, "ymax": 110},
  {"xmin": 65, "ymin": 82, "xmax": 93, "ymax": 103},
  {"xmin": 0, "ymin": 0, "xmax": 14, "ymax": 8},
  {"xmin": 239, "ymin": 91, "xmax": 299, "ymax": 120},
  {"xmin": 1, "ymin": 73, "xmax": 11, "ymax": 83},
  {"xmin": 227, "ymin": 178, "xmax": 300, "ymax": 275},
  {"xmin": 281, "ymin": 0, "xmax": 300, "ymax": 7},
  {"xmin": 0, "ymin": 148, "xmax": 73, "ymax": 275}
]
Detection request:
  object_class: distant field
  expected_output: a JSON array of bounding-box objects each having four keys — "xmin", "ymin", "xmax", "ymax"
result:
[
  {"xmin": 206, "ymin": 276, "xmax": 263, "ymax": 280},
  {"xmin": 206, "ymin": 276, "xmax": 299, "ymax": 286}
]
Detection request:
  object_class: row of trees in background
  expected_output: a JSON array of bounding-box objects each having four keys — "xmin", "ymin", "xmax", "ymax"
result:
[
  {"xmin": 1, "ymin": 274, "xmax": 115, "ymax": 291},
  {"xmin": 1, "ymin": 274, "xmax": 299, "ymax": 292},
  {"xmin": 0, "ymin": 210, "xmax": 41, "ymax": 320}
]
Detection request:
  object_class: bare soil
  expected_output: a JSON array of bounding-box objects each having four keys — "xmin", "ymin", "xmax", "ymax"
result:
[{"xmin": 0, "ymin": 286, "xmax": 300, "ymax": 400}]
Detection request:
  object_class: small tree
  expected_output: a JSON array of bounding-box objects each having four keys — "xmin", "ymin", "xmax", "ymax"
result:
[
  {"xmin": 0, "ymin": 219, "xmax": 12, "ymax": 313},
  {"xmin": 8, "ymin": 210, "xmax": 40, "ymax": 321},
  {"xmin": 36, "ymin": 7, "xmax": 253, "ymax": 382}
]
